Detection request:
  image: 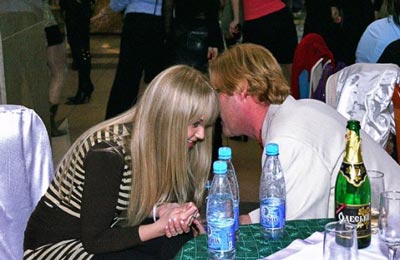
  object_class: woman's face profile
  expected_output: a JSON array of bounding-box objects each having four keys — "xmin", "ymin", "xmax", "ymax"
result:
[{"xmin": 187, "ymin": 116, "xmax": 205, "ymax": 149}]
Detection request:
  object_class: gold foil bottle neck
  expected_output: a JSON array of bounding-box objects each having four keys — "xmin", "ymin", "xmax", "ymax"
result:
[{"xmin": 344, "ymin": 129, "xmax": 363, "ymax": 164}]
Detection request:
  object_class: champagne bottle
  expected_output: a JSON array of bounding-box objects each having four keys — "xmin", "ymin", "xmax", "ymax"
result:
[{"xmin": 335, "ymin": 120, "xmax": 371, "ymax": 249}]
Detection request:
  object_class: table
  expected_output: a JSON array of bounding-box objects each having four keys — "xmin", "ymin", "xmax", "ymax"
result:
[{"xmin": 174, "ymin": 218, "xmax": 333, "ymax": 260}]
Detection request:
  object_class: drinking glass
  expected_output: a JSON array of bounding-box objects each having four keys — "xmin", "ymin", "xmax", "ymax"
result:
[
  {"xmin": 378, "ymin": 191, "xmax": 400, "ymax": 260},
  {"xmin": 368, "ymin": 170, "xmax": 385, "ymax": 233},
  {"xmin": 323, "ymin": 221, "xmax": 358, "ymax": 260}
]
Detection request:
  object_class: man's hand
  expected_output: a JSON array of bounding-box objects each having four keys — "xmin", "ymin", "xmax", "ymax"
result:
[
  {"xmin": 191, "ymin": 218, "xmax": 206, "ymax": 237},
  {"xmin": 239, "ymin": 214, "xmax": 252, "ymax": 225},
  {"xmin": 207, "ymin": 47, "xmax": 219, "ymax": 61}
]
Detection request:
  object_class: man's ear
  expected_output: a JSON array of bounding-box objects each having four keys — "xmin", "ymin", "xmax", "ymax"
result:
[{"xmin": 239, "ymin": 79, "xmax": 249, "ymax": 100}]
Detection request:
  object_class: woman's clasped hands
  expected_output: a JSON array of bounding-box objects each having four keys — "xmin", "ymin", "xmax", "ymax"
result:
[{"xmin": 157, "ymin": 202, "xmax": 204, "ymax": 238}]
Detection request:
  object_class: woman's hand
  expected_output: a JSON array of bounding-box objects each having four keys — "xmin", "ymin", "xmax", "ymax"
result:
[
  {"xmin": 138, "ymin": 202, "xmax": 200, "ymax": 241},
  {"xmin": 156, "ymin": 202, "xmax": 180, "ymax": 219},
  {"xmin": 229, "ymin": 20, "xmax": 240, "ymax": 38},
  {"xmin": 161, "ymin": 202, "xmax": 199, "ymax": 238}
]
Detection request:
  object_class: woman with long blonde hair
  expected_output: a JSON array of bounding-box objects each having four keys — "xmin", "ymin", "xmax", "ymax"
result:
[{"xmin": 24, "ymin": 65, "xmax": 219, "ymax": 259}]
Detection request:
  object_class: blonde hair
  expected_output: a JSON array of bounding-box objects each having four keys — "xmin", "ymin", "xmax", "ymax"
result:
[
  {"xmin": 127, "ymin": 65, "xmax": 219, "ymax": 225},
  {"xmin": 209, "ymin": 43, "xmax": 290, "ymax": 104}
]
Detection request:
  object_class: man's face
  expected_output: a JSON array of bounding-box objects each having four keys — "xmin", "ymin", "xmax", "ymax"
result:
[{"xmin": 218, "ymin": 93, "xmax": 245, "ymax": 137}]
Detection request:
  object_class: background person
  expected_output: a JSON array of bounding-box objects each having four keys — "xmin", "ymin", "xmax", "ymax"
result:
[
  {"xmin": 164, "ymin": 0, "xmax": 224, "ymax": 163},
  {"xmin": 356, "ymin": 0, "xmax": 400, "ymax": 64},
  {"xmin": 329, "ymin": 0, "xmax": 375, "ymax": 65},
  {"xmin": 228, "ymin": 0, "xmax": 298, "ymax": 82},
  {"xmin": 61, "ymin": 0, "xmax": 95, "ymax": 105},
  {"xmin": 209, "ymin": 43, "xmax": 400, "ymax": 224},
  {"xmin": 24, "ymin": 65, "xmax": 218, "ymax": 259},
  {"xmin": 165, "ymin": 0, "xmax": 224, "ymax": 72},
  {"xmin": 105, "ymin": 0, "xmax": 167, "ymax": 119},
  {"xmin": 43, "ymin": 0, "xmax": 68, "ymax": 136}
]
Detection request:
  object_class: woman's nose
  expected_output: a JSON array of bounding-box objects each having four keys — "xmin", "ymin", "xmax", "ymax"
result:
[{"xmin": 195, "ymin": 126, "xmax": 205, "ymax": 140}]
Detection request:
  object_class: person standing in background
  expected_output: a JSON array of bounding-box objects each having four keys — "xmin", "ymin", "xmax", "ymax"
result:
[
  {"xmin": 329, "ymin": 0, "xmax": 375, "ymax": 65},
  {"xmin": 302, "ymin": 0, "xmax": 337, "ymax": 54},
  {"xmin": 164, "ymin": 0, "xmax": 224, "ymax": 162},
  {"xmin": 356, "ymin": 0, "xmax": 400, "ymax": 64},
  {"xmin": 374, "ymin": 0, "xmax": 385, "ymax": 19},
  {"xmin": 165, "ymin": 0, "xmax": 224, "ymax": 72},
  {"xmin": 105, "ymin": 0, "xmax": 167, "ymax": 119},
  {"xmin": 219, "ymin": 0, "xmax": 243, "ymax": 48},
  {"xmin": 43, "ymin": 0, "xmax": 68, "ymax": 136},
  {"xmin": 228, "ymin": 0, "xmax": 298, "ymax": 82},
  {"xmin": 61, "ymin": 0, "xmax": 95, "ymax": 105}
]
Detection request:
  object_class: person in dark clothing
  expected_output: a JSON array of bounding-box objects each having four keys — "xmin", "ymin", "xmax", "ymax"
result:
[
  {"xmin": 105, "ymin": 0, "xmax": 167, "ymax": 119},
  {"xmin": 303, "ymin": 0, "xmax": 336, "ymax": 53},
  {"xmin": 329, "ymin": 0, "xmax": 375, "ymax": 65},
  {"xmin": 303, "ymin": 0, "xmax": 374, "ymax": 65},
  {"xmin": 165, "ymin": 0, "xmax": 224, "ymax": 72},
  {"xmin": 61, "ymin": 0, "xmax": 95, "ymax": 105},
  {"xmin": 165, "ymin": 0, "xmax": 224, "ymax": 162}
]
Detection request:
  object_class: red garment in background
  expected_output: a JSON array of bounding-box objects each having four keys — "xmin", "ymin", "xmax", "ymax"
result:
[
  {"xmin": 243, "ymin": 0, "xmax": 285, "ymax": 21},
  {"xmin": 290, "ymin": 33, "xmax": 335, "ymax": 99}
]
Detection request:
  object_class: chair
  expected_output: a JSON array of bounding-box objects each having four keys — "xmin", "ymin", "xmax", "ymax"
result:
[
  {"xmin": 0, "ymin": 105, "xmax": 54, "ymax": 260},
  {"xmin": 325, "ymin": 63, "xmax": 400, "ymax": 150},
  {"xmin": 309, "ymin": 58, "xmax": 324, "ymax": 97},
  {"xmin": 290, "ymin": 33, "xmax": 335, "ymax": 99}
]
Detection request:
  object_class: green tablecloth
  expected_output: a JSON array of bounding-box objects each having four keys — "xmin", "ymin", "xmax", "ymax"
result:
[{"xmin": 175, "ymin": 218, "xmax": 333, "ymax": 260}]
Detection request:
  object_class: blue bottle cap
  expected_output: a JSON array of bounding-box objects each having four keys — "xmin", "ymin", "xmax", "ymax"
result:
[
  {"xmin": 213, "ymin": 160, "xmax": 228, "ymax": 175},
  {"xmin": 266, "ymin": 143, "xmax": 279, "ymax": 156},
  {"xmin": 218, "ymin": 147, "xmax": 232, "ymax": 160}
]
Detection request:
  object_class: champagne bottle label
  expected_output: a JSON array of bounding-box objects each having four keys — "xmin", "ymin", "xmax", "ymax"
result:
[
  {"xmin": 340, "ymin": 162, "xmax": 367, "ymax": 187},
  {"xmin": 335, "ymin": 203, "xmax": 371, "ymax": 238}
]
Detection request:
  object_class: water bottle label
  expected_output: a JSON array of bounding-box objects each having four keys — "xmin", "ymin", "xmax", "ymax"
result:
[
  {"xmin": 234, "ymin": 204, "xmax": 239, "ymax": 232},
  {"xmin": 207, "ymin": 221, "xmax": 235, "ymax": 251},
  {"xmin": 260, "ymin": 198, "xmax": 285, "ymax": 228}
]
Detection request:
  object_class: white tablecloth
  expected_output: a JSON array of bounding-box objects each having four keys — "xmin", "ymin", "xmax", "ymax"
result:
[{"xmin": 263, "ymin": 231, "xmax": 397, "ymax": 260}]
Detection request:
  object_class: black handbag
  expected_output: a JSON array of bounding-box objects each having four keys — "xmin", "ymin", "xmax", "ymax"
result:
[
  {"xmin": 185, "ymin": 27, "xmax": 208, "ymax": 51},
  {"xmin": 175, "ymin": 25, "xmax": 208, "ymax": 52}
]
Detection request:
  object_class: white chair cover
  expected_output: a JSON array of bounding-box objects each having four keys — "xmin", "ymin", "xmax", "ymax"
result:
[
  {"xmin": 0, "ymin": 105, "xmax": 54, "ymax": 260},
  {"xmin": 325, "ymin": 63, "xmax": 400, "ymax": 147},
  {"xmin": 309, "ymin": 58, "xmax": 324, "ymax": 98}
]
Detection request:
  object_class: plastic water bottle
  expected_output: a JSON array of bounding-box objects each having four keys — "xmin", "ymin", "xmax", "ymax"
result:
[
  {"xmin": 218, "ymin": 147, "xmax": 240, "ymax": 242},
  {"xmin": 204, "ymin": 180, "xmax": 212, "ymax": 233},
  {"xmin": 260, "ymin": 143, "xmax": 286, "ymax": 240},
  {"xmin": 207, "ymin": 160, "xmax": 235, "ymax": 260}
]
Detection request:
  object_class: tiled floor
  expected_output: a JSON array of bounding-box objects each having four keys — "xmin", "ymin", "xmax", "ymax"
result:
[{"xmin": 52, "ymin": 34, "xmax": 263, "ymax": 205}]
